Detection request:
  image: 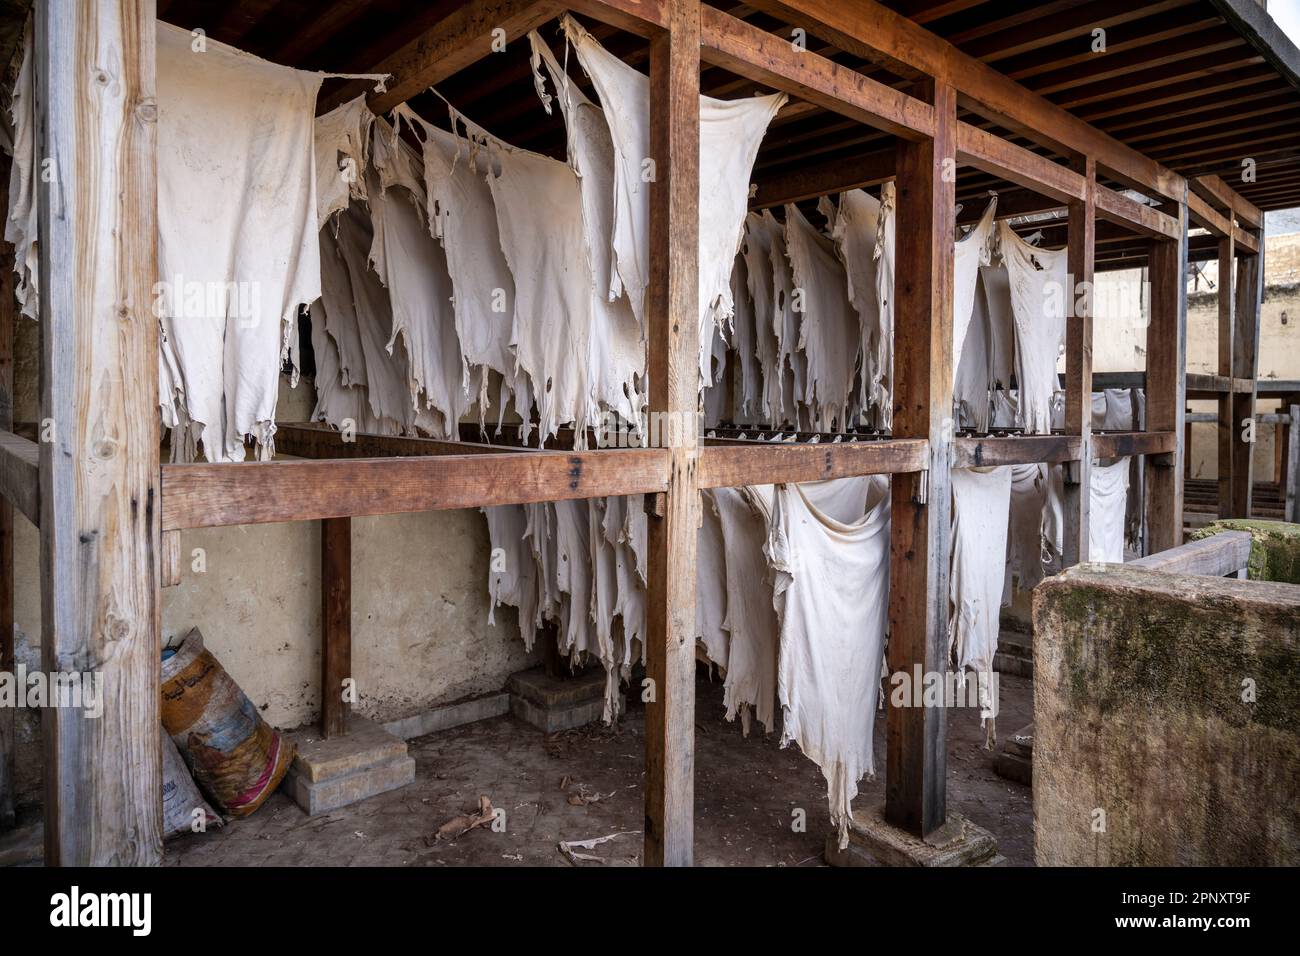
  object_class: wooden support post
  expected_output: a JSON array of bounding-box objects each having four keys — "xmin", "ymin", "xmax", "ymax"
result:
[
  {"xmin": 1216, "ymin": 235, "xmax": 1235, "ymax": 517},
  {"xmin": 320, "ymin": 517, "xmax": 352, "ymax": 738},
  {"xmin": 1231, "ymin": 238, "xmax": 1263, "ymax": 519},
  {"xmin": 35, "ymin": 0, "xmax": 162, "ymax": 864},
  {"xmin": 1287, "ymin": 404, "xmax": 1299, "ymax": 523},
  {"xmin": 1145, "ymin": 200, "xmax": 1189, "ymax": 555},
  {"xmin": 1062, "ymin": 157, "xmax": 1095, "ymax": 566},
  {"xmin": 885, "ymin": 78, "xmax": 955, "ymax": 839},
  {"xmin": 643, "ymin": 0, "xmax": 700, "ymax": 868},
  {"xmin": 0, "ymin": 155, "xmax": 14, "ymax": 830}
]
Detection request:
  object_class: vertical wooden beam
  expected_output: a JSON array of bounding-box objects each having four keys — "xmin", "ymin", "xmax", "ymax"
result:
[
  {"xmin": 1062, "ymin": 156, "xmax": 1095, "ymax": 565},
  {"xmin": 35, "ymin": 0, "xmax": 162, "ymax": 865},
  {"xmin": 320, "ymin": 517, "xmax": 351, "ymax": 738},
  {"xmin": 0, "ymin": 155, "xmax": 14, "ymax": 830},
  {"xmin": 885, "ymin": 78, "xmax": 955, "ymax": 839},
  {"xmin": 1144, "ymin": 199, "xmax": 1188, "ymax": 555},
  {"xmin": 1216, "ymin": 235, "xmax": 1235, "ymax": 517},
  {"xmin": 1286, "ymin": 404, "xmax": 1299, "ymax": 523},
  {"xmin": 1231, "ymin": 238, "xmax": 1263, "ymax": 519},
  {"xmin": 643, "ymin": 0, "xmax": 700, "ymax": 868}
]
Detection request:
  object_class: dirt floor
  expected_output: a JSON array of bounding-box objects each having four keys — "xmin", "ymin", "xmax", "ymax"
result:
[{"xmin": 165, "ymin": 670, "xmax": 1034, "ymax": 867}]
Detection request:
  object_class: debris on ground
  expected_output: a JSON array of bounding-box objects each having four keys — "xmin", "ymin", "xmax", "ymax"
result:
[
  {"xmin": 557, "ymin": 830, "xmax": 640, "ymax": 865},
  {"xmin": 427, "ymin": 795, "xmax": 494, "ymax": 845}
]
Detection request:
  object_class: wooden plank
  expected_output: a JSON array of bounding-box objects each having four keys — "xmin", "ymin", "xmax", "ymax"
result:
[
  {"xmin": 35, "ymin": 0, "xmax": 162, "ymax": 865},
  {"xmin": 320, "ymin": 517, "xmax": 352, "ymax": 738},
  {"xmin": 1207, "ymin": 0, "xmax": 1300, "ymax": 104},
  {"xmin": 1187, "ymin": 189, "xmax": 1234, "ymax": 238},
  {"xmin": 0, "ymin": 153, "xmax": 13, "ymax": 829},
  {"xmin": 1217, "ymin": 235, "xmax": 1236, "ymax": 518},
  {"xmin": 160, "ymin": 530, "xmax": 181, "ymax": 588},
  {"xmin": 0, "ymin": 431, "xmax": 36, "ymax": 528},
  {"xmin": 1232, "ymin": 236, "xmax": 1264, "ymax": 518},
  {"xmin": 1144, "ymin": 201, "xmax": 1189, "ymax": 556},
  {"xmin": 1287, "ymin": 404, "xmax": 1299, "ymax": 523},
  {"xmin": 161, "ymin": 449, "xmax": 671, "ymax": 530},
  {"xmin": 952, "ymin": 434, "xmax": 1081, "ymax": 468},
  {"xmin": 885, "ymin": 78, "xmax": 954, "ymax": 840},
  {"xmin": 274, "ymin": 422, "xmax": 531, "ymax": 458},
  {"xmin": 318, "ymin": 0, "xmax": 564, "ymax": 114},
  {"xmin": 698, "ymin": 5, "xmax": 934, "ymax": 140},
  {"xmin": 1129, "ymin": 530, "xmax": 1252, "ymax": 576},
  {"xmin": 1062, "ymin": 156, "xmax": 1095, "ymax": 567},
  {"xmin": 697, "ymin": 438, "xmax": 928, "ymax": 487},
  {"xmin": 643, "ymin": 0, "xmax": 699, "ymax": 868},
  {"xmin": 1094, "ymin": 186, "xmax": 1180, "ymax": 240},
  {"xmin": 1191, "ymin": 172, "xmax": 1264, "ymax": 227},
  {"xmin": 1090, "ymin": 430, "xmax": 1179, "ymax": 460},
  {"xmin": 745, "ymin": 0, "xmax": 1187, "ymax": 202},
  {"xmin": 751, "ymin": 149, "xmax": 894, "ymax": 208},
  {"xmin": 955, "ymin": 123, "xmax": 1084, "ymax": 205}
]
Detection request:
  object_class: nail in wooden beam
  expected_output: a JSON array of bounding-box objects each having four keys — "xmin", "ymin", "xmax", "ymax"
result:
[
  {"xmin": 643, "ymin": 0, "xmax": 700, "ymax": 868},
  {"xmin": 35, "ymin": 0, "xmax": 162, "ymax": 864},
  {"xmin": 885, "ymin": 77, "xmax": 955, "ymax": 839},
  {"xmin": 1062, "ymin": 156, "xmax": 1096, "ymax": 567},
  {"xmin": 320, "ymin": 517, "xmax": 352, "ymax": 738}
]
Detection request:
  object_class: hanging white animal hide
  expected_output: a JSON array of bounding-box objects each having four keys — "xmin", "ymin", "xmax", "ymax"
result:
[
  {"xmin": 765, "ymin": 476, "xmax": 891, "ymax": 848},
  {"xmin": 713, "ymin": 486, "xmax": 780, "ymax": 734},
  {"xmin": 391, "ymin": 105, "xmax": 532, "ymax": 436},
  {"xmin": 784, "ymin": 203, "xmax": 860, "ymax": 432},
  {"xmin": 315, "ymin": 95, "xmax": 375, "ymax": 228},
  {"xmin": 369, "ymin": 120, "xmax": 468, "ymax": 439},
  {"xmin": 825, "ymin": 189, "xmax": 884, "ymax": 418},
  {"xmin": 156, "ymin": 22, "xmax": 324, "ymax": 461},
  {"xmin": 527, "ymin": 36, "xmax": 645, "ymax": 438},
  {"xmin": 950, "ymin": 465, "xmax": 1012, "ymax": 743},
  {"xmin": 999, "ymin": 222, "xmax": 1068, "ymax": 434},
  {"xmin": 1088, "ymin": 457, "xmax": 1131, "ymax": 563},
  {"xmin": 953, "ymin": 198, "xmax": 998, "ymax": 393},
  {"xmin": 743, "ymin": 211, "xmax": 785, "ymax": 422},
  {"xmin": 3, "ymin": 17, "xmax": 38, "ymax": 321},
  {"xmin": 559, "ymin": 14, "xmax": 786, "ymax": 386}
]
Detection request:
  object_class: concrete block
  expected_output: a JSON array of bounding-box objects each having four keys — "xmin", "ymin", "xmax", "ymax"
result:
[
  {"xmin": 285, "ymin": 716, "xmax": 415, "ymax": 816},
  {"xmin": 288, "ymin": 755, "xmax": 415, "ymax": 817},
  {"xmin": 1034, "ymin": 564, "xmax": 1300, "ymax": 865},
  {"xmin": 824, "ymin": 806, "xmax": 999, "ymax": 867},
  {"xmin": 382, "ymin": 692, "xmax": 510, "ymax": 740},
  {"xmin": 507, "ymin": 667, "xmax": 619, "ymax": 732}
]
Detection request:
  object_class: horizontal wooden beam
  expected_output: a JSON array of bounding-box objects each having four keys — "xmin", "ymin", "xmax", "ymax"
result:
[
  {"xmin": 1094, "ymin": 186, "xmax": 1180, "ymax": 240},
  {"xmin": 955, "ymin": 124, "xmax": 1084, "ymax": 206},
  {"xmin": 699, "ymin": 5, "xmax": 933, "ymax": 140},
  {"xmin": 318, "ymin": 0, "xmax": 564, "ymax": 114},
  {"xmin": 161, "ymin": 448, "xmax": 672, "ymax": 530},
  {"xmin": 0, "ymin": 429, "xmax": 38, "ymax": 527},
  {"xmin": 696, "ymin": 438, "xmax": 928, "ymax": 488},
  {"xmin": 1129, "ymin": 528, "xmax": 1252, "ymax": 576},
  {"xmin": 752, "ymin": 149, "xmax": 894, "ymax": 208},
  {"xmin": 275, "ymin": 423, "xmax": 531, "ymax": 458},
  {"xmin": 745, "ymin": 0, "xmax": 1188, "ymax": 201},
  {"xmin": 1091, "ymin": 430, "xmax": 1178, "ymax": 460},
  {"xmin": 952, "ymin": 434, "xmax": 1081, "ymax": 468}
]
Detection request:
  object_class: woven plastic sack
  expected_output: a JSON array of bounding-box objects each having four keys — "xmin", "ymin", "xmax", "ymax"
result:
[{"xmin": 161, "ymin": 628, "xmax": 295, "ymax": 817}]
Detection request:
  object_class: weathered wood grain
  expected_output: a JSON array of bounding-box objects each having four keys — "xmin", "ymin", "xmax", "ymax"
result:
[
  {"xmin": 885, "ymin": 78, "xmax": 954, "ymax": 839},
  {"xmin": 643, "ymin": 0, "xmax": 700, "ymax": 869},
  {"xmin": 161, "ymin": 449, "xmax": 671, "ymax": 530},
  {"xmin": 36, "ymin": 0, "xmax": 162, "ymax": 864}
]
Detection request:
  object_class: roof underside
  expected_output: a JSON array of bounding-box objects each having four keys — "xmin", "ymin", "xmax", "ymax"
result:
[{"xmin": 141, "ymin": 1, "xmax": 1300, "ymax": 238}]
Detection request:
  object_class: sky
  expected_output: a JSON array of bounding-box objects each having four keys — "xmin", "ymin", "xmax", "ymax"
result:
[
  {"xmin": 1270, "ymin": 0, "xmax": 1300, "ymax": 48},
  {"xmin": 1263, "ymin": 2, "xmax": 1300, "ymax": 229}
]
